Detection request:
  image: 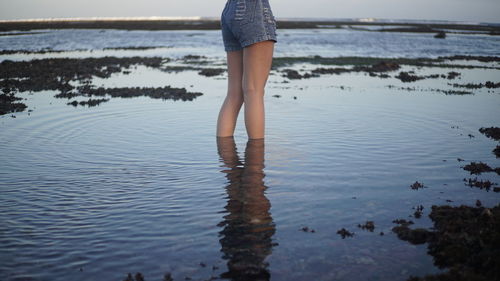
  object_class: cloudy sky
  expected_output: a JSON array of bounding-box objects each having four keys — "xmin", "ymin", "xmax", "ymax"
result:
[{"xmin": 0, "ymin": 0, "xmax": 499, "ymax": 23}]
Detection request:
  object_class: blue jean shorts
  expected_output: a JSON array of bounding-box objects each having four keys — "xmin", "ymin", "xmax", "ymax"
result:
[{"xmin": 220, "ymin": 0, "xmax": 278, "ymax": 52}]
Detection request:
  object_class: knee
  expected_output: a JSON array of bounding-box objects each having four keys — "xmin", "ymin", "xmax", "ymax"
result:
[
  {"xmin": 226, "ymin": 88, "xmax": 244, "ymax": 104},
  {"xmin": 242, "ymin": 86, "xmax": 264, "ymax": 100}
]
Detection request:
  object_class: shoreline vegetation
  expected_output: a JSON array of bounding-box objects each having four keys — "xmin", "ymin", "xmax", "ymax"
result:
[{"xmin": 0, "ymin": 18, "xmax": 499, "ymax": 35}]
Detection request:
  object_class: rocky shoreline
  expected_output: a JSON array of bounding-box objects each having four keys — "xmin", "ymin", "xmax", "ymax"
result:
[{"xmin": 1, "ymin": 19, "xmax": 499, "ymax": 35}]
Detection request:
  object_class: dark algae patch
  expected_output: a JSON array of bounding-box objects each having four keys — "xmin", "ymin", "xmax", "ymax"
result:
[
  {"xmin": 198, "ymin": 68, "xmax": 226, "ymax": 77},
  {"xmin": 67, "ymin": 98, "xmax": 110, "ymax": 107},
  {"xmin": 0, "ymin": 56, "xmax": 203, "ymax": 115},
  {"xmin": 479, "ymin": 127, "xmax": 500, "ymax": 141},
  {"xmin": 0, "ymin": 56, "xmax": 163, "ymax": 96},
  {"xmin": 478, "ymin": 127, "xmax": 500, "ymax": 158},
  {"xmin": 494, "ymin": 146, "xmax": 500, "ymax": 158},
  {"xmin": 78, "ymin": 86, "xmax": 203, "ymax": 101},
  {"xmin": 280, "ymin": 61, "xmax": 401, "ymax": 79},
  {"xmin": 463, "ymin": 178, "xmax": 499, "ymax": 192},
  {"xmin": 0, "ymin": 92, "xmax": 27, "ymax": 115},
  {"xmin": 395, "ymin": 204, "xmax": 500, "ymax": 281},
  {"xmin": 413, "ymin": 205, "xmax": 424, "ymax": 218},
  {"xmin": 451, "ymin": 81, "xmax": 500, "ymax": 89},
  {"xmin": 462, "ymin": 162, "xmax": 496, "ymax": 175},
  {"xmin": 271, "ymin": 55, "xmax": 500, "ymax": 70}
]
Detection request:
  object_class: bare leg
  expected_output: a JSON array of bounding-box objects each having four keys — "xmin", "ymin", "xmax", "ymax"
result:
[
  {"xmin": 242, "ymin": 41, "xmax": 274, "ymax": 139},
  {"xmin": 217, "ymin": 50, "xmax": 244, "ymax": 137}
]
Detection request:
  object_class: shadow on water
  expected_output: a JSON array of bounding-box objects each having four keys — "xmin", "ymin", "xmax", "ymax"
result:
[{"xmin": 216, "ymin": 137, "xmax": 276, "ymax": 281}]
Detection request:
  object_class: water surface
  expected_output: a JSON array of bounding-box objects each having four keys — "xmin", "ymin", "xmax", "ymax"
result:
[{"xmin": 1, "ymin": 28, "xmax": 500, "ymax": 281}]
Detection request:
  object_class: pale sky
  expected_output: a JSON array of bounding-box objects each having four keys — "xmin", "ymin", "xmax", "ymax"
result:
[{"xmin": 0, "ymin": 0, "xmax": 499, "ymax": 23}]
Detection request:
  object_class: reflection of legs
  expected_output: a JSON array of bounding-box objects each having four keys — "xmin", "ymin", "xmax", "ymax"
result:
[
  {"xmin": 243, "ymin": 41, "xmax": 274, "ymax": 139},
  {"xmin": 243, "ymin": 139, "xmax": 271, "ymax": 225},
  {"xmin": 216, "ymin": 136, "xmax": 240, "ymax": 169},
  {"xmin": 217, "ymin": 50, "xmax": 244, "ymax": 137}
]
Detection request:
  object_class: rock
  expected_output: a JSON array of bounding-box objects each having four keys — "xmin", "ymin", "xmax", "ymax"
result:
[
  {"xmin": 410, "ymin": 181, "xmax": 426, "ymax": 190},
  {"xmin": 163, "ymin": 273, "xmax": 173, "ymax": 281},
  {"xmin": 395, "ymin": 72, "xmax": 424, "ymax": 82},
  {"xmin": 337, "ymin": 228, "xmax": 354, "ymax": 238},
  {"xmin": 434, "ymin": 31, "xmax": 446, "ymax": 39},
  {"xmin": 198, "ymin": 68, "xmax": 225, "ymax": 77},
  {"xmin": 357, "ymin": 221, "xmax": 375, "ymax": 232}
]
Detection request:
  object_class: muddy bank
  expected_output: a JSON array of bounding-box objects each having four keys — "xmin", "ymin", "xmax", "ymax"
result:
[
  {"xmin": 0, "ymin": 56, "xmax": 203, "ymax": 115},
  {"xmin": 393, "ymin": 204, "xmax": 500, "ymax": 281}
]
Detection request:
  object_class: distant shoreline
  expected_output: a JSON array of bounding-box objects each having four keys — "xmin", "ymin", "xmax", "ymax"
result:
[{"xmin": 0, "ymin": 18, "xmax": 499, "ymax": 34}]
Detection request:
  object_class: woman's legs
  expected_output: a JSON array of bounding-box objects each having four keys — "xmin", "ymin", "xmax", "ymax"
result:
[
  {"xmin": 216, "ymin": 40, "xmax": 274, "ymax": 139},
  {"xmin": 242, "ymin": 41, "xmax": 274, "ymax": 139},
  {"xmin": 217, "ymin": 50, "xmax": 244, "ymax": 137}
]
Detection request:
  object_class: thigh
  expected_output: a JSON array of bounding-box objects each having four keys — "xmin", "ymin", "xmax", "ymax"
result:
[
  {"xmin": 226, "ymin": 50, "xmax": 244, "ymax": 95},
  {"xmin": 242, "ymin": 41, "xmax": 274, "ymax": 92}
]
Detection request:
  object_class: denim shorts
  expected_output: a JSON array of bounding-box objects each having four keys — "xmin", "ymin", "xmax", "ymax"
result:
[{"xmin": 220, "ymin": 0, "xmax": 278, "ymax": 52}]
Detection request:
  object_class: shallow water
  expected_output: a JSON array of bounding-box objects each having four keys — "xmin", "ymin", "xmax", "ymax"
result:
[
  {"xmin": 1, "ymin": 29, "xmax": 500, "ymax": 281},
  {"xmin": 1, "ymin": 28, "xmax": 500, "ymax": 61}
]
